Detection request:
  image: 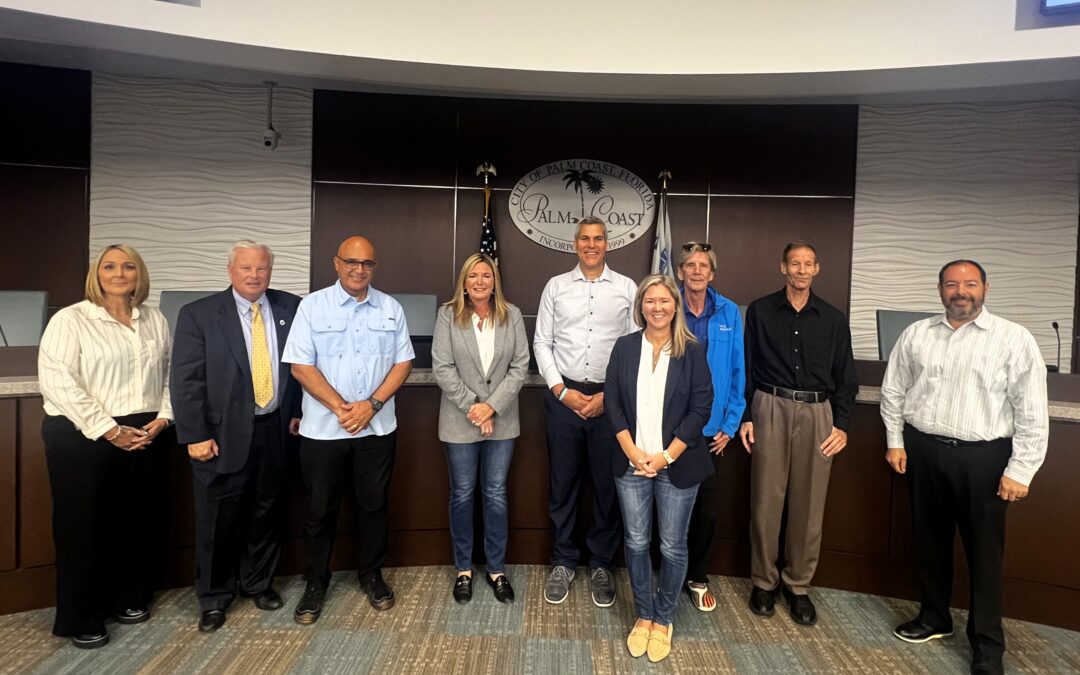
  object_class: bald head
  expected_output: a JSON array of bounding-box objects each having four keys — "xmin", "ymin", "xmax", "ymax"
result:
[
  {"xmin": 337, "ymin": 236, "xmax": 375, "ymax": 260},
  {"xmin": 334, "ymin": 235, "xmax": 378, "ymax": 300}
]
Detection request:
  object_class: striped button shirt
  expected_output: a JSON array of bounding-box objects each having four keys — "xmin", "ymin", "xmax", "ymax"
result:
[
  {"xmin": 38, "ymin": 300, "xmax": 174, "ymax": 440},
  {"xmin": 879, "ymin": 309, "xmax": 1048, "ymax": 486}
]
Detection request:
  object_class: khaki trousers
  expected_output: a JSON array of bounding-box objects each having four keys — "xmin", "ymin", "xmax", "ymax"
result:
[{"xmin": 749, "ymin": 390, "xmax": 834, "ymax": 594}]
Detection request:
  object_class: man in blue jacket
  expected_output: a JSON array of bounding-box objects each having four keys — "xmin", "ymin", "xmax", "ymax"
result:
[{"xmin": 676, "ymin": 242, "xmax": 745, "ymax": 612}]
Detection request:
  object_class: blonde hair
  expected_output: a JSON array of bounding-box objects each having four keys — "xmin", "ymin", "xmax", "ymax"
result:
[
  {"xmin": 444, "ymin": 253, "xmax": 510, "ymax": 327},
  {"xmin": 633, "ymin": 274, "xmax": 696, "ymax": 359},
  {"xmin": 85, "ymin": 244, "xmax": 150, "ymax": 307}
]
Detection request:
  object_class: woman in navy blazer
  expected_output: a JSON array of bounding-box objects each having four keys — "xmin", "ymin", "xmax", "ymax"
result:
[{"xmin": 604, "ymin": 274, "xmax": 713, "ymax": 663}]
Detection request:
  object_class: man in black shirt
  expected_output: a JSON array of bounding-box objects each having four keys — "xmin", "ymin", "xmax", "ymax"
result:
[{"xmin": 737, "ymin": 241, "xmax": 857, "ymax": 626}]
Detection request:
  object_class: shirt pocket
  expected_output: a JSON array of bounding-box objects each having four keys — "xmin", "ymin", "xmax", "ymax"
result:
[
  {"xmin": 312, "ymin": 319, "xmax": 348, "ymax": 357},
  {"xmin": 365, "ymin": 318, "xmax": 399, "ymax": 356}
]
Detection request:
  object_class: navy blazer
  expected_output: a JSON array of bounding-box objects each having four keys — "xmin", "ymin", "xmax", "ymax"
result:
[
  {"xmin": 604, "ymin": 332, "xmax": 714, "ymax": 489},
  {"xmin": 170, "ymin": 287, "xmax": 302, "ymax": 475}
]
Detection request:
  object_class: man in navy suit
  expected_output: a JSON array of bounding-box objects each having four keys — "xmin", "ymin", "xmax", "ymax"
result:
[{"xmin": 171, "ymin": 241, "xmax": 302, "ymax": 632}]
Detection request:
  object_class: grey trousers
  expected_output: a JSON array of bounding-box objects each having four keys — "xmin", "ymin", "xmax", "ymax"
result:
[{"xmin": 749, "ymin": 390, "xmax": 834, "ymax": 594}]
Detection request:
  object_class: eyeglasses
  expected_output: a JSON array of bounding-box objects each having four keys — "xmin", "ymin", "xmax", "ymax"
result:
[
  {"xmin": 681, "ymin": 242, "xmax": 713, "ymax": 252},
  {"xmin": 335, "ymin": 256, "xmax": 378, "ymax": 271}
]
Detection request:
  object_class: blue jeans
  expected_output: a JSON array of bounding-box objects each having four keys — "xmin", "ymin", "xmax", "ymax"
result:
[
  {"xmin": 615, "ymin": 467, "xmax": 699, "ymax": 626},
  {"xmin": 445, "ymin": 439, "xmax": 515, "ymax": 573}
]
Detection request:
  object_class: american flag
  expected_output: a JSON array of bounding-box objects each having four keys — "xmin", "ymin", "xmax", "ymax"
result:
[{"xmin": 479, "ymin": 182, "xmax": 498, "ymax": 264}]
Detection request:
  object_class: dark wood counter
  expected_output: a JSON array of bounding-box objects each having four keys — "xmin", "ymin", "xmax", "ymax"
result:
[{"xmin": 2, "ymin": 361, "xmax": 1078, "ymax": 631}]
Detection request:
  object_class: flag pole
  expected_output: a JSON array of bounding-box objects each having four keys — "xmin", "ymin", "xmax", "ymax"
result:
[{"xmin": 476, "ymin": 162, "xmax": 498, "ymax": 264}]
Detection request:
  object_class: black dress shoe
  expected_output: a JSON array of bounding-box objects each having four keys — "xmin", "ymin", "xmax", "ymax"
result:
[
  {"xmin": 294, "ymin": 581, "xmax": 326, "ymax": 625},
  {"xmin": 253, "ymin": 588, "xmax": 284, "ymax": 611},
  {"xmin": 749, "ymin": 586, "xmax": 775, "ymax": 617},
  {"xmin": 453, "ymin": 574, "xmax": 473, "ymax": 604},
  {"xmin": 115, "ymin": 607, "xmax": 150, "ymax": 625},
  {"xmin": 70, "ymin": 631, "xmax": 109, "ymax": 649},
  {"xmin": 359, "ymin": 569, "xmax": 395, "ymax": 611},
  {"xmin": 486, "ymin": 574, "xmax": 515, "ymax": 604},
  {"xmin": 198, "ymin": 610, "xmax": 226, "ymax": 632},
  {"xmin": 893, "ymin": 618, "xmax": 954, "ymax": 643},
  {"xmin": 781, "ymin": 586, "xmax": 817, "ymax": 626}
]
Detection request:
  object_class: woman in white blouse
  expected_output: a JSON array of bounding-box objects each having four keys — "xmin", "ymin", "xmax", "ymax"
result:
[
  {"xmin": 38, "ymin": 244, "xmax": 174, "ymax": 650},
  {"xmin": 603, "ymin": 275, "xmax": 713, "ymax": 663},
  {"xmin": 432, "ymin": 253, "xmax": 529, "ymax": 605}
]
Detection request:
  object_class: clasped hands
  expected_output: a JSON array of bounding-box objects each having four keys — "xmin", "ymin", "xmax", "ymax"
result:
[
  {"xmin": 336, "ymin": 400, "xmax": 376, "ymax": 436},
  {"xmin": 467, "ymin": 402, "xmax": 495, "ymax": 437},
  {"xmin": 107, "ymin": 418, "xmax": 169, "ymax": 452},
  {"xmin": 558, "ymin": 387, "xmax": 604, "ymax": 420},
  {"xmin": 630, "ymin": 447, "xmax": 669, "ymax": 478}
]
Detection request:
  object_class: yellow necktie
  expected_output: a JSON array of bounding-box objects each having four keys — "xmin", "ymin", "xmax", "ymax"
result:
[{"xmin": 251, "ymin": 302, "xmax": 273, "ymax": 408}]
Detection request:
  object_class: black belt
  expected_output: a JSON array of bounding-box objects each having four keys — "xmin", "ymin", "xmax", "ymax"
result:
[
  {"xmin": 908, "ymin": 424, "xmax": 999, "ymax": 448},
  {"xmin": 254, "ymin": 409, "xmax": 280, "ymax": 424},
  {"xmin": 563, "ymin": 378, "xmax": 605, "ymax": 395},
  {"xmin": 757, "ymin": 384, "xmax": 828, "ymax": 403}
]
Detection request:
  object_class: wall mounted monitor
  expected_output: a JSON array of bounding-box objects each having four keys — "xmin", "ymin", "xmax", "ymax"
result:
[{"xmin": 1042, "ymin": 0, "xmax": 1080, "ymax": 15}]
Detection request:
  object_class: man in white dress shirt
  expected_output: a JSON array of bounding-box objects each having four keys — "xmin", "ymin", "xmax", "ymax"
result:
[
  {"xmin": 534, "ymin": 216, "xmax": 637, "ymax": 607},
  {"xmin": 880, "ymin": 260, "xmax": 1048, "ymax": 675}
]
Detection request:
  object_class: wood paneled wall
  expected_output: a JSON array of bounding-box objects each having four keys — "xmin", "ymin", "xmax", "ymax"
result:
[
  {"xmin": 311, "ymin": 92, "xmax": 858, "ymax": 315},
  {"xmin": 0, "ymin": 63, "xmax": 90, "ymax": 311}
]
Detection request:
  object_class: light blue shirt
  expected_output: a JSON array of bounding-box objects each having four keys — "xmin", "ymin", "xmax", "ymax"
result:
[
  {"xmin": 283, "ymin": 281, "xmax": 415, "ymax": 440},
  {"xmin": 232, "ymin": 289, "xmax": 280, "ymax": 415}
]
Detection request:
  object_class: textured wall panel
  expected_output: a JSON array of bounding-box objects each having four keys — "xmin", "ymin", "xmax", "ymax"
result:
[
  {"xmin": 852, "ymin": 102, "xmax": 1080, "ymax": 371},
  {"xmin": 90, "ymin": 74, "xmax": 312, "ymax": 305}
]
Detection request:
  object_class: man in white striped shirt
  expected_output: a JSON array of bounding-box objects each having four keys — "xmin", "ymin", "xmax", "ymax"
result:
[{"xmin": 880, "ymin": 259, "xmax": 1048, "ymax": 675}]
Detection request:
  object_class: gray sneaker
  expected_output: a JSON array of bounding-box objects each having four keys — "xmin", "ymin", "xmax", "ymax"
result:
[
  {"xmin": 544, "ymin": 565, "xmax": 575, "ymax": 604},
  {"xmin": 590, "ymin": 567, "xmax": 615, "ymax": 608}
]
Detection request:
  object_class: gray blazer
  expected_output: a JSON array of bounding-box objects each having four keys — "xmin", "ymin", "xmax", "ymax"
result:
[{"xmin": 433, "ymin": 303, "xmax": 530, "ymax": 443}]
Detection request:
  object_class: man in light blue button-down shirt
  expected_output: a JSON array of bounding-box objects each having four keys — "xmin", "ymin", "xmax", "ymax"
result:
[{"xmin": 283, "ymin": 235, "xmax": 413, "ymax": 624}]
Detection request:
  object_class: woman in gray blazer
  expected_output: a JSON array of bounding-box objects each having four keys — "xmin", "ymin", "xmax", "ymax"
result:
[{"xmin": 433, "ymin": 253, "xmax": 530, "ymax": 604}]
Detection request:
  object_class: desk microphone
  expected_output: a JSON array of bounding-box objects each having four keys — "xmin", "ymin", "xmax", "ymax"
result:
[{"xmin": 1051, "ymin": 321, "xmax": 1061, "ymax": 373}]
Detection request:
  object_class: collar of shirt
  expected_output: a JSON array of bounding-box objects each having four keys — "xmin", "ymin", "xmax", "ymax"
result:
[
  {"xmin": 332, "ymin": 280, "xmax": 380, "ymax": 308},
  {"xmin": 86, "ymin": 303, "xmax": 142, "ymax": 323},
  {"xmin": 932, "ymin": 308, "xmax": 994, "ymax": 332},
  {"xmin": 231, "ymin": 288, "xmax": 268, "ymax": 316},
  {"xmin": 769, "ymin": 287, "xmax": 821, "ymax": 315},
  {"xmin": 681, "ymin": 288, "xmax": 715, "ymax": 318},
  {"xmin": 570, "ymin": 263, "xmax": 615, "ymax": 283}
]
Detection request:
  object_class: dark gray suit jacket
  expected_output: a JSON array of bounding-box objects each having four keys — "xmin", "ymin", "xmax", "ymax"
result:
[{"xmin": 170, "ymin": 287, "xmax": 301, "ymax": 475}]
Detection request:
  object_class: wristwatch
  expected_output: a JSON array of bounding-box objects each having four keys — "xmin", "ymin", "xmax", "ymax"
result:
[
  {"xmin": 367, "ymin": 397, "xmax": 384, "ymax": 413},
  {"xmin": 662, "ymin": 449, "xmax": 676, "ymax": 465}
]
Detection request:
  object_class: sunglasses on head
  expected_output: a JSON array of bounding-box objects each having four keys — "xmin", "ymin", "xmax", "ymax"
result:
[{"xmin": 681, "ymin": 242, "xmax": 712, "ymax": 252}]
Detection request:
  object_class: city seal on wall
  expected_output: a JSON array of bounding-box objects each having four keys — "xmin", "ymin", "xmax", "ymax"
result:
[{"xmin": 508, "ymin": 159, "xmax": 656, "ymax": 252}]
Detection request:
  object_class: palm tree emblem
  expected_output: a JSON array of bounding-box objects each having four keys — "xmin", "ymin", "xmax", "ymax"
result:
[{"xmin": 563, "ymin": 170, "xmax": 605, "ymax": 218}]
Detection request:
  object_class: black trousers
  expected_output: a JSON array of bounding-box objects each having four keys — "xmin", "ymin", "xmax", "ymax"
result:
[
  {"xmin": 42, "ymin": 412, "xmax": 167, "ymax": 637},
  {"xmin": 905, "ymin": 424, "xmax": 1011, "ymax": 671},
  {"xmin": 685, "ymin": 450, "xmax": 723, "ymax": 584},
  {"xmin": 300, "ymin": 432, "xmax": 396, "ymax": 587},
  {"xmin": 545, "ymin": 387, "xmax": 622, "ymax": 569},
  {"xmin": 190, "ymin": 411, "xmax": 287, "ymax": 611}
]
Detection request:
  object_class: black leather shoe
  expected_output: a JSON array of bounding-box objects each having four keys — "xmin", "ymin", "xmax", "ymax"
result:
[
  {"xmin": 359, "ymin": 569, "xmax": 395, "ymax": 611},
  {"xmin": 781, "ymin": 586, "xmax": 817, "ymax": 626},
  {"xmin": 749, "ymin": 586, "xmax": 775, "ymax": 617},
  {"xmin": 893, "ymin": 618, "xmax": 954, "ymax": 643},
  {"xmin": 115, "ymin": 607, "xmax": 150, "ymax": 625},
  {"xmin": 198, "ymin": 610, "xmax": 226, "ymax": 632},
  {"xmin": 253, "ymin": 588, "xmax": 284, "ymax": 611},
  {"xmin": 453, "ymin": 574, "xmax": 473, "ymax": 604},
  {"xmin": 486, "ymin": 574, "xmax": 515, "ymax": 604},
  {"xmin": 294, "ymin": 581, "xmax": 326, "ymax": 625},
  {"xmin": 70, "ymin": 631, "xmax": 109, "ymax": 649}
]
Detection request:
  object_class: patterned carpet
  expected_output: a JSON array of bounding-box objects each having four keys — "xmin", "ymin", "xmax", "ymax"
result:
[{"xmin": 1, "ymin": 566, "xmax": 1077, "ymax": 674}]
